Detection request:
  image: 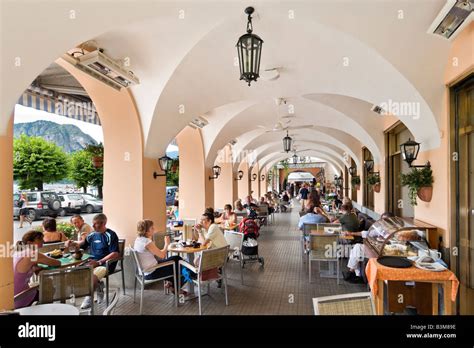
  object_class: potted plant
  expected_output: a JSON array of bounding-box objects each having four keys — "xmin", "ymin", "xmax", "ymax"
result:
[
  {"xmin": 400, "ymin": 167, "xmax": 434, "ymax": 206},
  {"xmin": 351, "ymin": 176, "xmax": 361, "ymax": 190},
  {"xmin": 367, "ymin": 174, "xmax": 381, "ymax": 193},
  {"xmin": 85, "ymin": 143, "xmax": 104, "ymax": 168}
]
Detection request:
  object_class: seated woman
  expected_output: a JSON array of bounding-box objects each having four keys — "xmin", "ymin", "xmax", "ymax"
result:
[
  {"xmin": 14, "ymin": 230, "xmax": 61, "ymax": 308},
  {"xmin": 42, "ymin": 217, "xmax": 67, "ymax": 243},
  {"xmin": 134, "ymin": 219, "xmax": 185, "ymax": 294},
  {"xmin": 215, "ymin": 204, "xmax": 236, "ymax": 227},
  {"xmin": 234, "ymin": 200, "xmax": 246, "ymax": 214}
]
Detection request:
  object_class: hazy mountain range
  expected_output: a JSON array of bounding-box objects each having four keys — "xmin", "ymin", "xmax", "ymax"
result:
[{"xmin": 14, "ymin": 120, "xmax": 97, "ymax": 153}]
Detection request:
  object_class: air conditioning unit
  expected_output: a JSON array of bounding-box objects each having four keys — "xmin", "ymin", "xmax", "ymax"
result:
[
  {"xmin": 428, "ymin": 0, "xmax": 473, "ymax": 40},
  {"xmin": 62, "ymin": 50, "xmax": 139, "ymax": 90},
  {"xmin": 188, "ymin": 116, "xmax": 208, "ymax": 129}
]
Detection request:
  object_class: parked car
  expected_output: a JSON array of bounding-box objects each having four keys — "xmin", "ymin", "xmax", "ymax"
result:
[
  {"xmin": 58, "ymin": 193, "xmax": 86, "ymax": 216},
  {"xmin": 13, "ymin": 191, "xmax": 62, "ymax": 221},
  {"xmin": 80, "ymin": 193, "xmax": 103, "ymax": 214},
  {"xmin": 166, "ymin": 186, "xmax": 178, "ymax": 206}
]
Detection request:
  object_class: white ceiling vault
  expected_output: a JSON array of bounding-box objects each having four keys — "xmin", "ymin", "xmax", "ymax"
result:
[{"xmin": 1, "ymin": 0, "xmax": 454, "ymax": 175}]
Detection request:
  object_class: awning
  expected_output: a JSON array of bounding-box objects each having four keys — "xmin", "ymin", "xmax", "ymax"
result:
[
  {"xmin": 287, "ymin": 172, "xmax": 315, "ymax": 182},
  {"xmin": 16, "ymin": 86, "xmax": 101, "ymax": 125}
]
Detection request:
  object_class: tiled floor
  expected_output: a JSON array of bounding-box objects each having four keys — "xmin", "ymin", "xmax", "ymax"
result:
[{"xmin": 103, "ymin": 206, "xmax": 366, "ymax": 315}]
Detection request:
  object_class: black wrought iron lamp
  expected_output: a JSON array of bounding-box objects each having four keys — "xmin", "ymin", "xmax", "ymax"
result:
[
  {"xmin": 236, "ymin": 7, "xmax": 263, "ymax": 86},
  {"xmin": 235, "ymin": 170, "xmax": 244, "ymax": 181},
  {"xmin": 292, "ymin": 153, "xmax": 298, "ymax": 164},
  {"xmin": 251, "ymin": 173, "xmax": 258, "ymax": 181},
  {"xmin": 283, "ymin": 131, "xmax": 292, "ymax": 153},
  {"xmin": 260, "ymin": 174, "xmax": 265, "ymax": 181},
  {"xmin": 209, "ymin": 165, "xmax": 222, "ymax": 180},
  {"xmin": 348, "ymin": 166, "xmax": 357, "ymax": 176},
  {"xmin": 153, "ymin": 155, "xmax": 172, "ymax": 179},
  {"xmin": 400, "ymin": 138, "xmax": 431, "ymax": 168}
]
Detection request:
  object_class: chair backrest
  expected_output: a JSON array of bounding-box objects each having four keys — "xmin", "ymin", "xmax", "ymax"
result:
[
  {"xmin": 303, "ymin": 223, "xmax": 319, "ymax": 235},
  {"xmin": 129, "ymin": 247, "xmax": 145, "ymax": 276},
  {"xmin": 38, "ymin": 266, "xmax": 94, "ymax": 304},
  {"xmin": 103, "ymin": 289, "xmax": 120, "ymax": 315},
  {"xmin": 257, "ymin": 205, "xmax": 269, "ymax": 215},
  {"xmin": 224, "ymin": 231, "xmax": 244, "ymax": 251},
  {"xmin": 313, "ymin": 292, "xmax": 375, "ymax": 315},
  {"xmin": 315, "ymin": 223, "xmax": 342, "ymax": 232},
  {"xmin": 39, "ymin": 242, "xmax": 65, "ymax": 253},
  {"xmin": 118, "ymin": 239, "xmax": 126, "ymax": 258},
  {"xmin": 310, "ymin": 234, "xmax": 339, "ymax": 259},
  {"xmin": 299, "ymin": 211, "xmax": 307, "ymax": 217},
  {"xmin": 199, "ymin": 245, "xmax": 229, "ymax": 273}
]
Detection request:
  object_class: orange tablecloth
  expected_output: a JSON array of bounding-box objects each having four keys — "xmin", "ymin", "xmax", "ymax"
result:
[{"xmin": 366, "ymin": 258, "xmax": 459, "ymax": 302}]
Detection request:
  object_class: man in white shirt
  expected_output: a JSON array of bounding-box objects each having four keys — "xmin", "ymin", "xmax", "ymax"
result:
[{"xmin": 196, "ymin": 212, "xmax": 228, "ymax": 249}]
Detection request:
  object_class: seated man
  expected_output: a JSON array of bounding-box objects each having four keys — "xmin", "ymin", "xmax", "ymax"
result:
[
  {"xmin": 333, "ymin": 204, "xmax": 360, "ymax": 232},
  {"xmin": 65, "ymin": 213, "xmax": 119, "ymax": 309},
  {"xmin": 71, "ymin": 215, "xmax": 92, "ymax": 241},
  {"xmin": 342, "ymin": 212, "xmax": 394, "ymax": 283}
]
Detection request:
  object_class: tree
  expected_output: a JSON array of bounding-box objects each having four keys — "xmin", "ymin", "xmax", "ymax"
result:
[
  {"xmin": 69, "ymin": 150, "xmax": 103, "ymax": 197},
  {"xmin": 166, "ymin": 157, "xmax": 179, "ymax": 186},
  {"xmin": 13, "ymin": 135, "xmax": 69, "ymax": 190}
]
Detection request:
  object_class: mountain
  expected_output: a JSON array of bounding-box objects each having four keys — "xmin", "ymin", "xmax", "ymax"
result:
[{"xmin": 14, "ymin": 120, "xmax": 97, "ymax": 153}]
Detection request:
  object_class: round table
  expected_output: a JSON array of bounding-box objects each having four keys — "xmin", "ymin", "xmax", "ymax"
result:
[{"xmin": 15, "ymin": 303, "xmax": 80, "ymax": 315}]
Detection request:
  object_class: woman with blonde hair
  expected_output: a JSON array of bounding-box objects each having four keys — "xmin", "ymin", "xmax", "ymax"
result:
[
  {"xmin": 133, "ymin": 220, "xmax": 186, "ymax": 294},
  {"xmin": 18, "ymin": 193, "xmax": 32, "ymax": 228}
]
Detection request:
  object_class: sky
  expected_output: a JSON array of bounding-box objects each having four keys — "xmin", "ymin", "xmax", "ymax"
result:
[{"xmin": 14, "ymin": 104, "xmax": 179, "ymax": 153}]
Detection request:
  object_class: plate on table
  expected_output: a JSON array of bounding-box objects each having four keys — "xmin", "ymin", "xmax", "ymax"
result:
[
  {"xmin": 377, "ymin": 256, "xmax": 412, "ymax": 268},
  {"xmin": 414, "ymin": 261, "xmax": 447, "ymax": 272}
]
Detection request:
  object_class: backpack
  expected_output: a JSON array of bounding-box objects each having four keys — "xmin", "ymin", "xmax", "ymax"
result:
[{"xmin": 239, "ymin": 218, "xmax": 259, "ymax": 239}]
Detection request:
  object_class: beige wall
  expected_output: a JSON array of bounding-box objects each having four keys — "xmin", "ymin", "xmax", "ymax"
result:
[
  {"xmin": 259, "ymin": 167, "xmax": 268, "ymax": 195},
  {"xmin": 237, "ymin": 160, "xmax": 250, "ymax": 200},
  {"xmin": 57, "ymin": 59, "xmax": 145, "ymax": 244},
  {"xmin": 177, "ymin": 127, "xmax": 213, "ymax": 219},
  {"xmin": 214, "ymin": 145, "xmax": 234, "ymax": 209},
  {"xmin": 142, "ymin": 157, "xmax": 167, "ymax": 232},
  {"xmin": 376, "ymin": 23, "xmax": 474, "ymax": 247},
  {"xmin": 251, "ymin": 164, "xmax": 260, "ymax": 199},
  {"xmin": 0, "ymin": 117, "xmax": 14, "ymax": 310}
]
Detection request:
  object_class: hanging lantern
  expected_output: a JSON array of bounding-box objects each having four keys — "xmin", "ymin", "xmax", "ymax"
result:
[
  {"xmin": 348, "ymin": 166, "xmax": 357, "ymax": 176},
  {"xmin": 236, "ymin": 7, "xmax": 263, "ymax": 86},
  {"xmin": 400, "ymin": 138, "xmax": 421, "ymax": 166},
  {"xmin": 364, "ymin": 159, "xmax": 374, "ymax": 173},
  {"xmin": 292, "ymin": 153, "xmax": 298, "ymax": 164},
  {"xmin": 154, "ymin": 155, "xmax": 172, "ymax": 179},
  {"xmin": 209, "ymin": 165, "xmax": 222, "ymax": 180},
  {"xmin": 283, "ymin": 131, "xmax": 292, "ymax": 153}
]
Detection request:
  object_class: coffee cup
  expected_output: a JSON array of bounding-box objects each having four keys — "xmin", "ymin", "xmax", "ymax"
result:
[{"xmin": 429, "ymin": 249, "xmax": 442, "ymax": 260}]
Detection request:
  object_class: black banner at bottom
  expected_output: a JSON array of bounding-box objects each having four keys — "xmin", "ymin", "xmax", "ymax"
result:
[{"xmin": 0, "ymin": 315, "xmax": 473, "ymax": 346}]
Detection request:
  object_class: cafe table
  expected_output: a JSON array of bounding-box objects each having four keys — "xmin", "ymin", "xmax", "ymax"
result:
[
  {"xmin": 168, "ymin": 242, "xmax": 209, "ymax": 300},
  {"xmin": 39, "ymin": 253, "xmax": 91, "ymax": 269},
  {"xmin": 365, "ymin": 258, "xmax": 459, "ymax": 315},
  {"xmin": 220, "ymin": 223, "xmax": 238, "ymax": 231},
  {"xmin": 15, "ymin": 303, "xmax": 79, "ymax": 315}
]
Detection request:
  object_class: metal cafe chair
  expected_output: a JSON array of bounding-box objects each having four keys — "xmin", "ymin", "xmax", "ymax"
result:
[
  {"xmin": 313, "ymin": 292, "xmax": 375, "ymax": 315},
  {"xmin": 105, "ymin": 239, "xmax": 126, "ymax": 306}
]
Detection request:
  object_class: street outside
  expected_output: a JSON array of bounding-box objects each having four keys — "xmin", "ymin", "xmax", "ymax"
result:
[{"xmin": 13, "ymin": 213, "xmax": 96, "ymax": 243}]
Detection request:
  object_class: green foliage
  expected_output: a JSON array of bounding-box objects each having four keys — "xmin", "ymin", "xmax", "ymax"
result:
[
  {"xmin": 84, "ymin": 143, "xmax": 104, "ymax": 157},
  {"xmin": 13, "ymin": 135, "xmax": 69, "ymax": 190},
  {"xmin": 69, "ymin": 150, "xmax": 103, "ymax": 192},
  {"xmin": 57, "ymin": 222, "xmax": 76, "ymax": 240},
  {"xmin": 166, "ymin": 157, "xmax": 179, "ymax": 186},
  {"xmin": 351, "ymin": 176, "xmax": 361, "ymax": 186},
  {"xmin": 367, "ymin": 174, "xmax": 381, "ymax": 186},
  {"xmin": 400, "ymin": 167, "xmax": 434, "ymax": 206}
]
